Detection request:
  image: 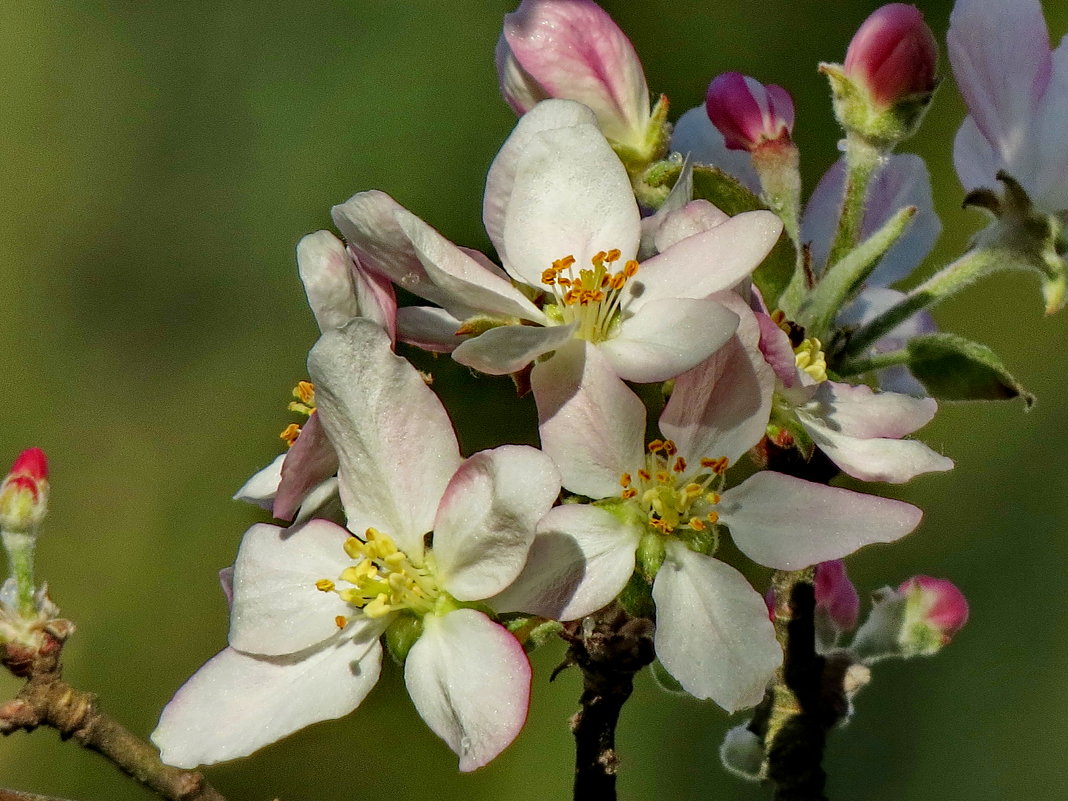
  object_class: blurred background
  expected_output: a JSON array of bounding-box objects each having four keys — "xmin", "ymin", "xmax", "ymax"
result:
[{"xmin": 1, "ymin": 1, "xmax": 1065, "ymax": 799}]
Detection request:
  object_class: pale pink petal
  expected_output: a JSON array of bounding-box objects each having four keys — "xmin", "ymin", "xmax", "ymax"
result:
[
  {"xmin": 405, "ymin": 609, "xmax": 531, "ymax": 772},
  {"xmin": 803, "ymin": 381, "xmax": 937, "ymax": 439},
  {"xmin": 396, "ymin": 306, "xmax": 467, "ymax": 353},
  {"xmin": 653, "ymin": 199, "xmax": 730, "ymax": 254},
  {"xmin": 485, "ymin": 99, "xmax": 598, "ymax": 263},
  {"xmin": 801, "ymin": 420, "xmax": 954, "ymax": 484},
  {"xmin": 948, "ymin": 0, "xmax": 1050, "ymax": 169},
  {"xmin": 599, "ymin": 297, "xmax": 739, "ymax": 383},
  {"xmin": 229, "ymin": 521, "xmax": 354, "ymax": 655},
  {"xmin": 660, "ymin": 297, "xmax": 773, "ymax": 465},
  {"xmin": 627, "ymin": 210, "xmax": 782, "ymax": 308},
  {"xmin": 274, "ymin": 412, "xmax": 339, "ymax": 522},
  {"xmin": 502, "ymin": 122, "xmax": 640, "ymax": 288},
  {"xmin": 652, "ymin": 542, "xmax": 781, "ymax": 712},
  {"xmin": 397, "ymin": 211, "xmax": 547, "ymax": 324},
  {"xmin": 669, "ymin": 106, "xmax": 761, "ymax": 192},
  {"xmin": 502, "ymin": 0, "xmax": 650, "ymax": 148},
  {"xmin": 350, "ymin": 251, "xmax": 399, "ymax": 345},
  {"xmin": 296, "ymin": 231, "xmax": 360, "ymax": 332},
  {"xmin": 491, "ymin": 503, "xmax": 640, "ymax": 621},
  {"xmin": 152, "ymin": 635, "xmax": 383, "ymax": 768},
  {"xmin": 755, "ymin": 309, "xmax": 798, "ymax": 387},
  {"xmin": 495, "ymin": 32, "xmax": 550, "ymax": 115},
  {"xmin": 718, "ymin": 472, "xmax": 922, "ymax": 570},
  {"xmin": 531, "ymin": 340, "xmax": 645, "ymax": 498},
  {"xmin": 433, "ymin": 445, "xmax": 560, "ymax": 601},
  {"xmin": 452, "ymin": 322, "xmax": 576, "ymax": 375},
  {"xmin": 233, "ymin": 455, "xmax": 284, "ymax": 510},
  {"xmin": 1035, "ymin": 39, "xmax": 1068, "ymax": 209},
  {"xmin": 308, "ymin": 320, "xmax": 462, "ymax": 557},
  {"xmin": 953, "ymin": 116, "xmax": 999, "ymax": 193}
]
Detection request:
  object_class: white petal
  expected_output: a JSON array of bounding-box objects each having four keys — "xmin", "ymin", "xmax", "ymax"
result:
[
  {"xmin": 953, "ymin": 116, "xmax": 999, "ymax": 193},
  {"xmin": 599, "ymin": 297, "xmax": 739, "ymax": 383},
  {"xmin": 452, "ymin": 322, "xmax": 576, "ymax": 375},
  {"xmin": 491, "ymin": 503, "xmax": 639, "ymax": 621},
  {"xmin": 433, "ymin": 446, "xmax": 561, "ymax": 601},
  {"xmin": 485, "ymin": 99, "xmax": 598, "ymax": 263},
  {"xmin": 531, "ymin": 340, "xmax": 645, "ymax": 498},
  {"xmin": 229, "ymin": 520, "xmax": 354, "ymax": 655},
  {"xmin": 308, "ymin": 319, "xmax": 462, "ymax": 557},
  {"xmin": 652, "ymin": 542, "xmax": 781, "ymax": 711},
  {"xmin": 719, "ymin": 472, "xmax": 922, "ymax": 570},
  {"xmin": 233, "ymin": 455, "xmax": 284, "ymax": 509},
  {"xmin": 653, "ymin": 199, "xmax": 730, "ymax": 254},
  {"xmin": 502, "ymin": 122, "xmax": 640, "ymax": 288},
  {"xmin": 660, "ymin": 296, "xmax": 773, "ymax": 465},
  {"xmin": 296, "ymin": 231, "xmax": 360, "ymax": 332},
  {"xmin": 397, "ymin": 211, "xmax": 546, "ymax": 324},
  {"xmin": 396, "ymin": 306, "xmax": 467, "ymax": 353},
  {"xmin": 152, "ymin": 636, "xmax": 382, "ymax": 768},
  {"xmin": 1035, "ymin": 37, "xmax": 1068, "ymax": 210},
  {"xmin": 405, "ymin": 609, "xmax": 531, "ymax": 772},
  {"xmin": 803, "ymin": 381, "xmax": 937, "ymax": 439},
  {"xmin": 669, "ymin": 106, "xmax": 761, "ymax": 192},
  {"xmin": 627, "ymin": 210, "xmax": 782, "ymax": 308},
  {"xmin": 801, "ymin": 419, "xmax": 954, "ymax": 484}
]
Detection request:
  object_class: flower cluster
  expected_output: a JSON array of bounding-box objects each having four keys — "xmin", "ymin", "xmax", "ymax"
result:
[{"xmin": 148, "ymin": 0, "xmax": 1068, "ymax": 785}]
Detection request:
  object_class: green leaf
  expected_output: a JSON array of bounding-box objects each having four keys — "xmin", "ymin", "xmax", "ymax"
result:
[{"xmin": 906, "ymin": 333, "xmax": 1034, "ymax": 406}]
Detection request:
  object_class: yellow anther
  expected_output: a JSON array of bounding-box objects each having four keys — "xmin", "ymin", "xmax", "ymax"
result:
[
  {"xmin": 794, "ymin": 338, "xmax": 828, "ymax": 383},
  {"xmin": 293, "ymin": 381, "xmax": 315, "ymax": 406},
  {"xmin": 622, "ymin": 488, "xmax": 637, "ymax": 499},
  {"xmin": 683, "ymin": 483, "xmax": 703, "ymax": 499},
  {"xmin": 655, "ymin": 470, "xmax": 670, "ymax": 484},
  {"xmin": 620, "ymin": 473, "xmax": 632, "ymax": 488},
  {"xmin": 315, "ymin": 578, "xmax": 335, "ymax": 593},
  {"xmin": 689, "ymin": 517, "xmax": 706, "ymax": 531},
  {"xmin": 335, "ymin": 615, "xmax": 348, "ymax": 629},
  {"xmin": 553, "ymin": 255, "xmax": 576, "ymax": 271},
  {"xmin": 280, "ymin": 423, "xmax": 301, "ymax": 447},
  {"xmin": 673, "ymin": 456, "xmax": 687, "ymax": 473},
  {"xmin": 604, "ymin": 248, "xmax": 622, "ymax": 263},
  {"xmin": 637, "ymin": 469, "xmax": 651, "ymax": 481},
  {"xmin": 706, "ymin": 491, "xmax": 721, "ymax": 504},
  {"xmin": 608, "ymin": 273, "xmax": 627, "ymax": 290},
  {"xmin": 541, "ymin": 269, "xmax": 557, "ymax": 285},
  {"xmin": 706, "ymin": 511, "xmax": 720, "ymax": 524},
  {"xmin": 663, "ymin": 440, "xmax": 678, "ymax": 456},
  {"xmin": 700, "ymin": 457, "xmax": 717, "ymax": 469},
  {"xmin": 623, "ymin": 260, "xmax": 639, "ymax": 278},
  {"xmin": 648, "ymin": 440, "xmax": 666, "ymax": 454},
  {"xmin": 343, "ymin": 537, "xmax": 364, "ymax": 559},
  {"xmin": 364, "ymin": 594, "xmax": 391, "ymax": 618}
]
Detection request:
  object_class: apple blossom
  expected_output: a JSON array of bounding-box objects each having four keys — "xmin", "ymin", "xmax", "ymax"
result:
[
  {"xmin": 844, "ymin": 4, "xmax": 939, "ymax": 112},
  {"xmin": 705, "ymin": 72, "xmax": 794, "ymax": 153},
  {"xmin": 850, "ymin": 575, "xmax": 969, "ymax": 662},
  {"xmin": 153, "ymin": 320, "xmax": 560, "ymax": 771}
]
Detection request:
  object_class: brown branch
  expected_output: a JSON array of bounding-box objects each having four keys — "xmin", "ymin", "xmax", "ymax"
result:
[
  {"xmin": 0, "ymin": 789, "xmax": 82, "ymax": 801},
  {"xmin": 1, "ymin": 632, "xmax": 226, "ymax": 801}
]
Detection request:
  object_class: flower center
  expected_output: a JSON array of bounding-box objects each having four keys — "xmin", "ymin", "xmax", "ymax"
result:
[
  {"xmin": 541, "ymin": 249, "xmax": 639, "ymax": 343},
  {"xmin": 794, "ymin": 338, "xmax": 828, "ymax": 382},
  {"xmin": 316, "ymin": 527, "xmax": 441, "ymax": 626},
  {"xmin": 619, "ymin": 439, "xmax": 727, "ymax": 538},
  {"xmin": 279, "ymin": 380, "xmax": 317, "ymax": 447}
]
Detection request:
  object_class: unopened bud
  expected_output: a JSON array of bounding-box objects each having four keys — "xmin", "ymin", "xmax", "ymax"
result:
[
  {"xmin": 0, "ymin": 449, "xmax": 49, "ymax": 533},
  {"xmin": 896, "ymin": 575, "xmax": 969, "ymax": 656},
  {"xmin": 704, "ymin": 72, "xmax": 794, "ymax": 153},
  {"xmin": 844, "ymin": 4, "xmax": 938, "ymax": 111},
  {"xmin": 814, "ymin": 560, "xmax": 860, "ymax": 648}
]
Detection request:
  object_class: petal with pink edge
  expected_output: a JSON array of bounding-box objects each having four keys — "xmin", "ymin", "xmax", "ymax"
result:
[
  {"xmin": 296, "ymin": 231, "xmax": 361, "ymax": 332},
  {"xmin": 502, "ymin": 122, "xmax": 640, "ymax": 289},
  {"xmin": 405, "ymin": 609, "xmax": 531, "ymax": 772},
  {"xmin": 532, "ymin": 340, "xmax": 645, "ymax": 499},
  {"xmin": 274, "ymin": 411, "xmax": 339, "ymax": 522},
  {"xmin": 229, "ymin": 520, "xmax": 355, "ymax": 655},
  {"xmin": 599, "ymin": 297, "xmax": 739, "ymax": 383},
  {"xmin": 801, "ymin": 419, "xmax": 954, "ymax": 484},
  {"xmin": 485, "ymin": 99, "xmax": 597, "ymax": 263},
  {"xmin": 308, "ymin": 319, "xmax": 462, "ymax": 557},
  {"xmin": 452, "ymin": 321, "xmax": 576, "ymax": 375},
  {"xmin": 433, "ymin": 445, "xmax": 561, "ymax": 601},
  {"xmin": 491, "ymin": 503, "xmax": 639, "ymax": 621},
  {"xmin": 652, "ymin": 542, "xmax": 781, "ymax": 712},
  {"xmin": 396, "ymin": 306, "xmax": 467, "ymax": 353},
  {"xmin": 719, "ymin": 472, "xmax": 922, "ymax": 570},
  {"xmin": 152, "ymin": 635, "xmax": 382, "ymax": 768},
  {"xmin": 804, "ymin": 381, "xmax": 937, "ymax": 439},
  {"xmin": 660, "ymin": 296, "xmax": 773, "ymax": 465}
]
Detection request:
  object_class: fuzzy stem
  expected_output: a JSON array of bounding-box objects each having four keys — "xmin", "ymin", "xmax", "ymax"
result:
[
  {"xmin": 563, "ymin": 604, "xmax": 654, "ymax": 801},
  {"xmin": 0, "ymin": 639, "xmax": 226, "ymax": 801},
  {"xmin": 826, "ymin": 134, "xmax": 883, "ymax": 270},
  {"xmin": 1, "ymin": 531, "xmax": 37, "ymax": 618},
  {"xmin": 835, "ymin": 348, "xmax": 910, "ymax": 378}
]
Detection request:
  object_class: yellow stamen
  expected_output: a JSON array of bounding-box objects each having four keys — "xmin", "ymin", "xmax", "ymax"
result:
[{"xmin": 280, "ymin": 423, "xmax": 301, "ymax": 447}]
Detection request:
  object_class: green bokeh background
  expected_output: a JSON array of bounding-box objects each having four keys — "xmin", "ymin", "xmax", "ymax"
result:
[{"xmin": 2, "ymin": 1, "xmax": 1066, "ymax": 799}]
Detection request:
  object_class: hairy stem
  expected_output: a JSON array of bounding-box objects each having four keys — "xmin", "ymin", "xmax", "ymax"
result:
[
  {"xmin": 0, "ymin": 638, "xmax": 226, "ymax": 801},
  {"xmin": 563, "ymin": 604, "xmax": 655, "ymax": 801}
]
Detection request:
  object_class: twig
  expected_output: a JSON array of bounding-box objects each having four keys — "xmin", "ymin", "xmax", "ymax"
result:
[
  {"xmin": 0, "ymin": 789, "xmax": 81, "ymax": 801},
  {"xmin": 1, "ymin": 633, "xmax": 227, "ymax": 801}
]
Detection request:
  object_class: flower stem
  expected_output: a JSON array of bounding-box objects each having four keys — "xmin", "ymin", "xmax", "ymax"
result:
[
  {"xmin": 826, "ymin": 134, "xmax": 882, "ymax": 270},
  {"xmin": 1, "ymin": 531, "xmax": 37, "ymax": 619},
  {"xmin": 563, "ymin": 604, "xmax": 654, "ymax": 801}
]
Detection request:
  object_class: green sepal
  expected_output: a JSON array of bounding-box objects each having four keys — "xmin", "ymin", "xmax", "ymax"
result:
[
  {"xmin": 384, "ymin": 613, "xmax": 423, "ymax": 665},
  {"xmin": 617, "ymin": 571, "xmax": 655, "ymax": 620},
  {"xmin": 650, "ymin": 659, "xmax": 687, "ymax": 695},
  {"xmin": 905, "ymin": 333, "xmax": 1034, "ymax": 406},
  {"xmin": 613, "ymin": 93, "xmax": 672, "ymax": 182},
  {"xmin": 501, "ymin": 614, "xmax": 565, "ymax": 654},
  {"xmin": 820, "ymin": 62, "xmax": 937, "ymax": 149},
  {"xmin": 636, "ymin": 531, "xmax": 666, "ymax": 582}
]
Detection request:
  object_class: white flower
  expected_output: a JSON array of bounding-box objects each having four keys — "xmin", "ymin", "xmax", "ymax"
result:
[{"xmin": 153, "ymin": 320, "xmax": 561, "ymax": 772}]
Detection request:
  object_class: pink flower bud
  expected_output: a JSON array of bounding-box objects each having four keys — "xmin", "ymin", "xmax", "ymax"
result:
[
  {"xmin": 815, "ymin": 560, "xmax": 860, "ymax": 632},
  {"xmin": 0, "ymin": 448, "xmax": 49, "ymax": 532},
  {"xmin": 704, "ymin": 72, "xmax": 794, "ymax": 152},
  {"xmin": 498, "ymin": 0, "xmax": 652, "ymax": 150},
  {"xmin": 898, "ymin": 575, "xmax": 969, "ymax": 648},
  {"xmin": 844, "ymin": 4, "xmax": 938, "ymax": 110}
]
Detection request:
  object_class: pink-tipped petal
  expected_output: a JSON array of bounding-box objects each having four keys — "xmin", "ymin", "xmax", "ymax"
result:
[
  {"xmin": 433, "ymin": 446, "xmax": 560, "ymax": 601},
  {"xmin": 491, "ymin": 503, "xmax": 639, "ymax": 621},
  {"xmin": 705, "ymin": 72, "xmax": 794, "ymax": 152},
  {"xmin": 296, "ymin": 231, "xmax": 361, "ymax": 333},
  {"xmin": 598, "ymin": 297, "xmax": 739, "ymax": 383},
  {"xmin": 814, "ymin": 560, "xmax": 860, "ymax": 632},
  {"xmin": 308, "ymin": 320, "xmax": 462, "ymax": 557},
  {"xmin": 274, "ymin": 412, "xmax": 340, "ymax": 522},
  {"xmin": 532, "ymin": 340, "xmax": 645, "ymax": 498},
  {"xmin": 152, "ymin": 636, "xmax": 382, "ymax": 769},
  {"xmin": 719, "ymin": 472, "xmax": 922, "ymax": 570},
  {"xmin": 495, "ymin": 31, "xmax": 549, "ymax": 115},
  {"xmin": 845, "ymin": 4, "xmax": 938, "ymax": 109},
  {"xmin": 405, "ymin": 609, "xmax": 531, "ymax": 772},
  {"xmin": 652, "ymin": 542, "xmax": 781, "ymax": 711},
  {"xmin": 396, "ymin": 306, "xmax": 468, "ymax": 353}
]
